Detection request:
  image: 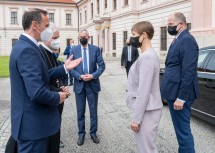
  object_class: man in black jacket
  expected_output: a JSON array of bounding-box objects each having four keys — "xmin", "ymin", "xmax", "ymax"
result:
[{"xmin": 121, "ymin": 38, "xmax": 139, "ymax": 77}]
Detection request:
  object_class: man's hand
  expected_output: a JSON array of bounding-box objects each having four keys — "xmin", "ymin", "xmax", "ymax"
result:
[
  {"xmin": 173, "ymin": 100, "xmax": 184, "ymax": 110},
  {"xmin": 84, "ymin": 74, "xmax": 93, "ymax": 81},
  {"xmin": 60, "ymin": 86, "xmax": 71, "ymax": 97},
  {"xmin": 130, "ymin": 122, "xmax": 140, "ymax": 132},
  {"xmin": 80, "ymin": 75, "xmax": 86, "ymax": 80},
  {"xmin": 58, "ymin": 92, "xmax": 67, "ymax": 104},
  {"xmin": 65, "ymin": 55, "xmax": 82, "ymax": 71}
]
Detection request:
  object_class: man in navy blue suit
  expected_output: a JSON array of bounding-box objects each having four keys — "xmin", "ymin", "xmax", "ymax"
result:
[
  {"xmin": 70, "ymin": 29, "xmax": 105, "ymax": 146},
  {"xmin": 64, "ymin": 39, "xmax": 75, "ymax": 85},
  {"xmin": 161, "ymin": 12, "xmax": 200, "ymax": 153},
  {"xmin": 9, "ymin": 8, "xmax": 81, "ymax": 153}
]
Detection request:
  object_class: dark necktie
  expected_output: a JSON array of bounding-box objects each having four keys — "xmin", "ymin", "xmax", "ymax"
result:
[{"xmin": 83, "ymin": 48, "xmax": 88, "ymax": 74}]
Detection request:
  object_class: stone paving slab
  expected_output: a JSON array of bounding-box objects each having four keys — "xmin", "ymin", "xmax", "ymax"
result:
[{"xmin": 0, "ymin": 59, "xmax": 215, "ymax": 153}]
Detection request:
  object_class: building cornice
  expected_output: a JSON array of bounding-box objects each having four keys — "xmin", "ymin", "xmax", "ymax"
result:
[{"xmin": 0, "ymin": 0, "xmax": 77, "ymax": 7}]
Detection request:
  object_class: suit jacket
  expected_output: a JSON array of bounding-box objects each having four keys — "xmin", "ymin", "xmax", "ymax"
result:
[
  {"xmin": 126, "ymin": 48, "xmax": 163, "ymax": 124},
  {"xmin": 64, "ymin": 45, "xmax": 72, "ymax": 59},
  {"xmin": 121, "ymin": 45, "xmax": 139, "ymax": 67},
  {"xmin": 70, "ymin": 44, "xmax": 105, "ymax": 93},
  {"xmin": 9, "ymin": 35, "xmax": 66, "ymax": 141},
  {"xmin": 161, "ymin": 29, "xmax": 200, "ymax": 101}
]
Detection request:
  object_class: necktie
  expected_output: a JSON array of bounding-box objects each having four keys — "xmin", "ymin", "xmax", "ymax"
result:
[{"xmin": 83, "ymin": 48, "xmax": 88, "ymax": 74}]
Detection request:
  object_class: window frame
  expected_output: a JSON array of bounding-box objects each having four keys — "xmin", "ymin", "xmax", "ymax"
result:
[
  {"xmin": 48, "ymin": 13, "xmax": 55, "ymax": 23},
  {"xmin": 112, "ymin": 33, "xmax": 116, "ymax": 50},
  {"xmin": 160, "ymin": 26, "xmax": 167, "ymax": 51},
  {"xmin": 11, "ymin": 11, "xmax": 18, "ymax": 24},
  {"xmin": 66, "ymin": 13, "xmax": 72, "ymax": 25}
]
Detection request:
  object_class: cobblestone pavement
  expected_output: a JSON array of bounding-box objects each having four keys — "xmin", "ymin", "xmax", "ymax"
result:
[{"xmin": 0, "ymin": 59, "xmax": 215, "ymax": 153}]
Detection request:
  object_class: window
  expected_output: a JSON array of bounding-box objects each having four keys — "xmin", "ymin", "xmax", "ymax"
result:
[
  {"xmin": 113, "ymin": 0, "xmax": 117, "ymax": 10},
  {"xmin": 123, "ymin": 31, "xmax": 127, "ymax": 47},
  {"xmin": 85, "ymin": 9, "xmax": 87, "ymax": 23},
  {"xmin": 142, "ymin": 0, "xmax": 148, "ymax": 2},
  {"xmin": 112, "ymin": 33, "xmax": 116, "ymax": 50},
  {"xmin": 97, "ymin": 0, "xmax": 100, "ymax": 14},
  {"xmin": 124, "ymin": 0, "xmax": 128, "ymax": 6},
  {"xmin": 105, "ymin": 0, "xmax": 107, "ymax": 9},
  {"xmin": 66, "ymin": 14, "xmax": 71, "ymax": 25},
  {"xmin": 80, "ymin": 12, "xmax": 82, "ymax": 25},
  {"xmin": 160, "ymin": 27, "xmax": 167, "ymax": 51},
  {"xmin": 91, "ymin": 3, "xmax": 94, "ymax": 18},
  {"xmin": 12, "ymin": 39, "xmax": 18, "ymax": 47},
  {"xmin": 91, "ymin": 36, "xmax": 93, "ymax": 44},
  {"xmin": 198, "ymin": 50, "xmax": 210, "ymax": 68},
  {"xmin": 187, "ymin": 23, "xmax": 191, "ymax": 31},
  {"xmin": 205, "ymin": 52, "xmax": 215, "ymax": 72},
  {"xmin": 11, "ymin": 12, "xmax": 17, "ymax": 24},
  {"xmin": 49, "ymin": 13, "xmax": 54, "ymax": 23}
]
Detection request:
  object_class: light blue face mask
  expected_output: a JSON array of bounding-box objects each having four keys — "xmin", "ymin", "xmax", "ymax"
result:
[{"xmin": 51, "ymin": 38, "xmax": 60, "ymax": 50}]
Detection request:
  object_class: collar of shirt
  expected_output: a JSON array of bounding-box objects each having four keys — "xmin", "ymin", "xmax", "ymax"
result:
[
  {"xmin": 81, "ymin": 44, "xmax": 89, "ymax": 51},
  {"xmin": 22, "ymin": 33, "xmax": 38, "ymax": 46},
  {"xmin": 40, "ymin": 42, "xmax": 53, "ymax": 53}
]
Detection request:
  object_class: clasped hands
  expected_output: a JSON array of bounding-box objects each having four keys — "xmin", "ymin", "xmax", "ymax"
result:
[
  {"xmin": 58, "ymin": 86, "xmax": 71, "ymax": 104},
  {"xmin": 80, "ymin": 74, "xmax": 93, "ymax": 81}
]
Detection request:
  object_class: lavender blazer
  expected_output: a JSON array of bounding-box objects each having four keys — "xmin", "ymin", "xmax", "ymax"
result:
[{"xmin": 126, "ymin": 48, "xmax": 163, "ymax": 124}]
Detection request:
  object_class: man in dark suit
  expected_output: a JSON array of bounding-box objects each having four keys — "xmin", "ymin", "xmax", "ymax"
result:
[
  {"xmin": 39, "ymin": 23, "xmax": 69, "ymax": 153},
  {"xmin": 64, "ymin": 39, "xmax": 75, "ymax": 85},
  {"xmin": 121, "ymin": 38, "xmax": 139, "ymax": 77},
  {"xmin": 161, "ymin": 12, "xmax": 200, "ymax": 153},
  {"xmin": 64, "ymin": 39, "xmax": 75, "ymax": 59},
  {"xmin": 9, "ymin": 9, "xmax": 81, "ymax": 153},
  {"xmin": 70, "ymin": 29, "xmax": 105, "ymax": 146}
]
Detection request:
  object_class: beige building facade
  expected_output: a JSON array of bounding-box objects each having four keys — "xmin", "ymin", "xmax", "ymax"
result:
[{"xmin": 0, "ymin": 0, "xmax": 214, "ymax": 61}]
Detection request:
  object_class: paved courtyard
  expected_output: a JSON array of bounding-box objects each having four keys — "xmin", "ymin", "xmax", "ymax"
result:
[{"xmin": 0, "ymin": 58, "xmax": 215, "ymax": 153}]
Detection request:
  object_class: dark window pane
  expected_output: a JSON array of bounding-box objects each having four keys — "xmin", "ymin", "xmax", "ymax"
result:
[
  {"xmin": 49, "ymin": 13, "xmax": 54, "ymax": 23},
  {"xmin": 91, "ymin": 3, "xmax": 94, "ymax": 18},
  {"xmin": 123, "ymin": 31, "xmax": 127, "ymax": 47},
  {"xmin": 112, "ymin": 33, "xmax": 116, "ymax": 50},
  {"xmin": 125, "ymin": 0, "xmax": 128, "ymax": 5},
  {"xmin": 105, "ymin": 0, "xmax": 107, "ymax": 8},
  {"xmin": 160, "ymin": 27, "xmax": 167, "ymax": 51},
  {"xmin": 12, "ymin": 39, "xmax": 18, "ymax": 47},
  {"xmin": 91, "ymin": 36, "xmax": 93, "ymax": 44},
  {"xmin": 113, "ymin": 0, "xmax": 117, "ymax": 9},
  {"xmin": 66, "ymin": 14, "xmax": 71, "ymax": 25},
  {"xmin": 187, "ymin": 23, "xmax": 191, "ymax": 31},
  {"xmin": 11, "ymin": 12, "xmax": 17, "ymax": 24},
  {"xmin": 97, "ymin": 0, "xmax": 100, "ymax": 14}
]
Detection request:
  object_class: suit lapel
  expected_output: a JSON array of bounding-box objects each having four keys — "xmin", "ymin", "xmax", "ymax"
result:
[
  {"xmin": 77, "ymin": 45, "xmax": 84, "ymax": 74},
  {"xmin": 88, "ymin": 44, "xmax": 93, "ymax": 73},
  {"xmin": 165, "ymin": 29, "xmax": 188, "ymax": 66},
  {"xmin": 20, "ymin": 35, "xmax": 46, "ymax": 62}
]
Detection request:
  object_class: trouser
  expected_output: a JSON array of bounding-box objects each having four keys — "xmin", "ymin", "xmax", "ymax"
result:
[
  {"xmin": 126, "ymin": 61, "xmax": 133, "ymax": 77},
  {"xmin": 168, "ymin": 100, "xmax": 195, "ymax": 153},
  {"xmin": 134, "ymin": 109, "xmax": 162, "ymax": 153},
  {"xmin": 75, "ymin": 82, "xmax": 98, "ymax": 137}
]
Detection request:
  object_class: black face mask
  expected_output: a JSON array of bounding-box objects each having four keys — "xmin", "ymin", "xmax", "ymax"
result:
[
  {"xmin": 168, "ymin": 25, "xmax": 179, "ymax": 36},
  {"xmin": 130, "ymin": 36, "xmax": 142, "ymax": 48},
  {"xmin": 80, "ymin": 38, "xmax": 88, "ymax": 45}
]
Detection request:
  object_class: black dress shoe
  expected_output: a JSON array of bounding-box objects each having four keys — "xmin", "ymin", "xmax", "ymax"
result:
[
  {"xmin": 77, "ymin": 136, "xmax": 84, "ymax": 146},
  {"xmin": 91, "ymin": 135, "xmax": 100, "ymax": 144}
]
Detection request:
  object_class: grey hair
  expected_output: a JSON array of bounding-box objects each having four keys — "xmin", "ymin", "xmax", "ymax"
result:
[
  {"xmin": 79, "ymin": 29, "xmax": 89, "ymax": 36},
  {"xmin": 49, "ymin": 22, "xmax": 59, "ymax": 32},
  {"xmin": 173, "ymin": 12, "xmax": 187, "ymax": 24}
]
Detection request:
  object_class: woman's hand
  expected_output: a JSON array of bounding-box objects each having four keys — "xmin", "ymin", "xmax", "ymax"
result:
[{"xmin": 130, "ymin": 122, "xmax": 140, "ymax": 132}]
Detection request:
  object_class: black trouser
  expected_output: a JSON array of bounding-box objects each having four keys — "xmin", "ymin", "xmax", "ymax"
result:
[
  {"xmin": 126, "ymin": 61, "xmax": 133, "ymax": 77},
  {"xmin": 5, "ymin": 135, "xmax": 17, "ymax": 153},
  {"xmin": 46, "ymin": 103, "xmax": 64, "ymax": 153}
]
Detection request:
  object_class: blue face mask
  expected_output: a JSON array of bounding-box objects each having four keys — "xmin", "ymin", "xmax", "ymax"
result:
[{"xmin": 55, "ymin": 53, "xmax": 59, "ymax": 59}]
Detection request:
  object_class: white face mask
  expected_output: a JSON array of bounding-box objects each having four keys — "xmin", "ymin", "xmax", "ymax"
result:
[
  {"xmin": 51, "ymin": 38, "xmax": 60, "ymax": 50},
  {"xmin": 38, "ymin": 26, "xmax": 53, "ymax": 42}
]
